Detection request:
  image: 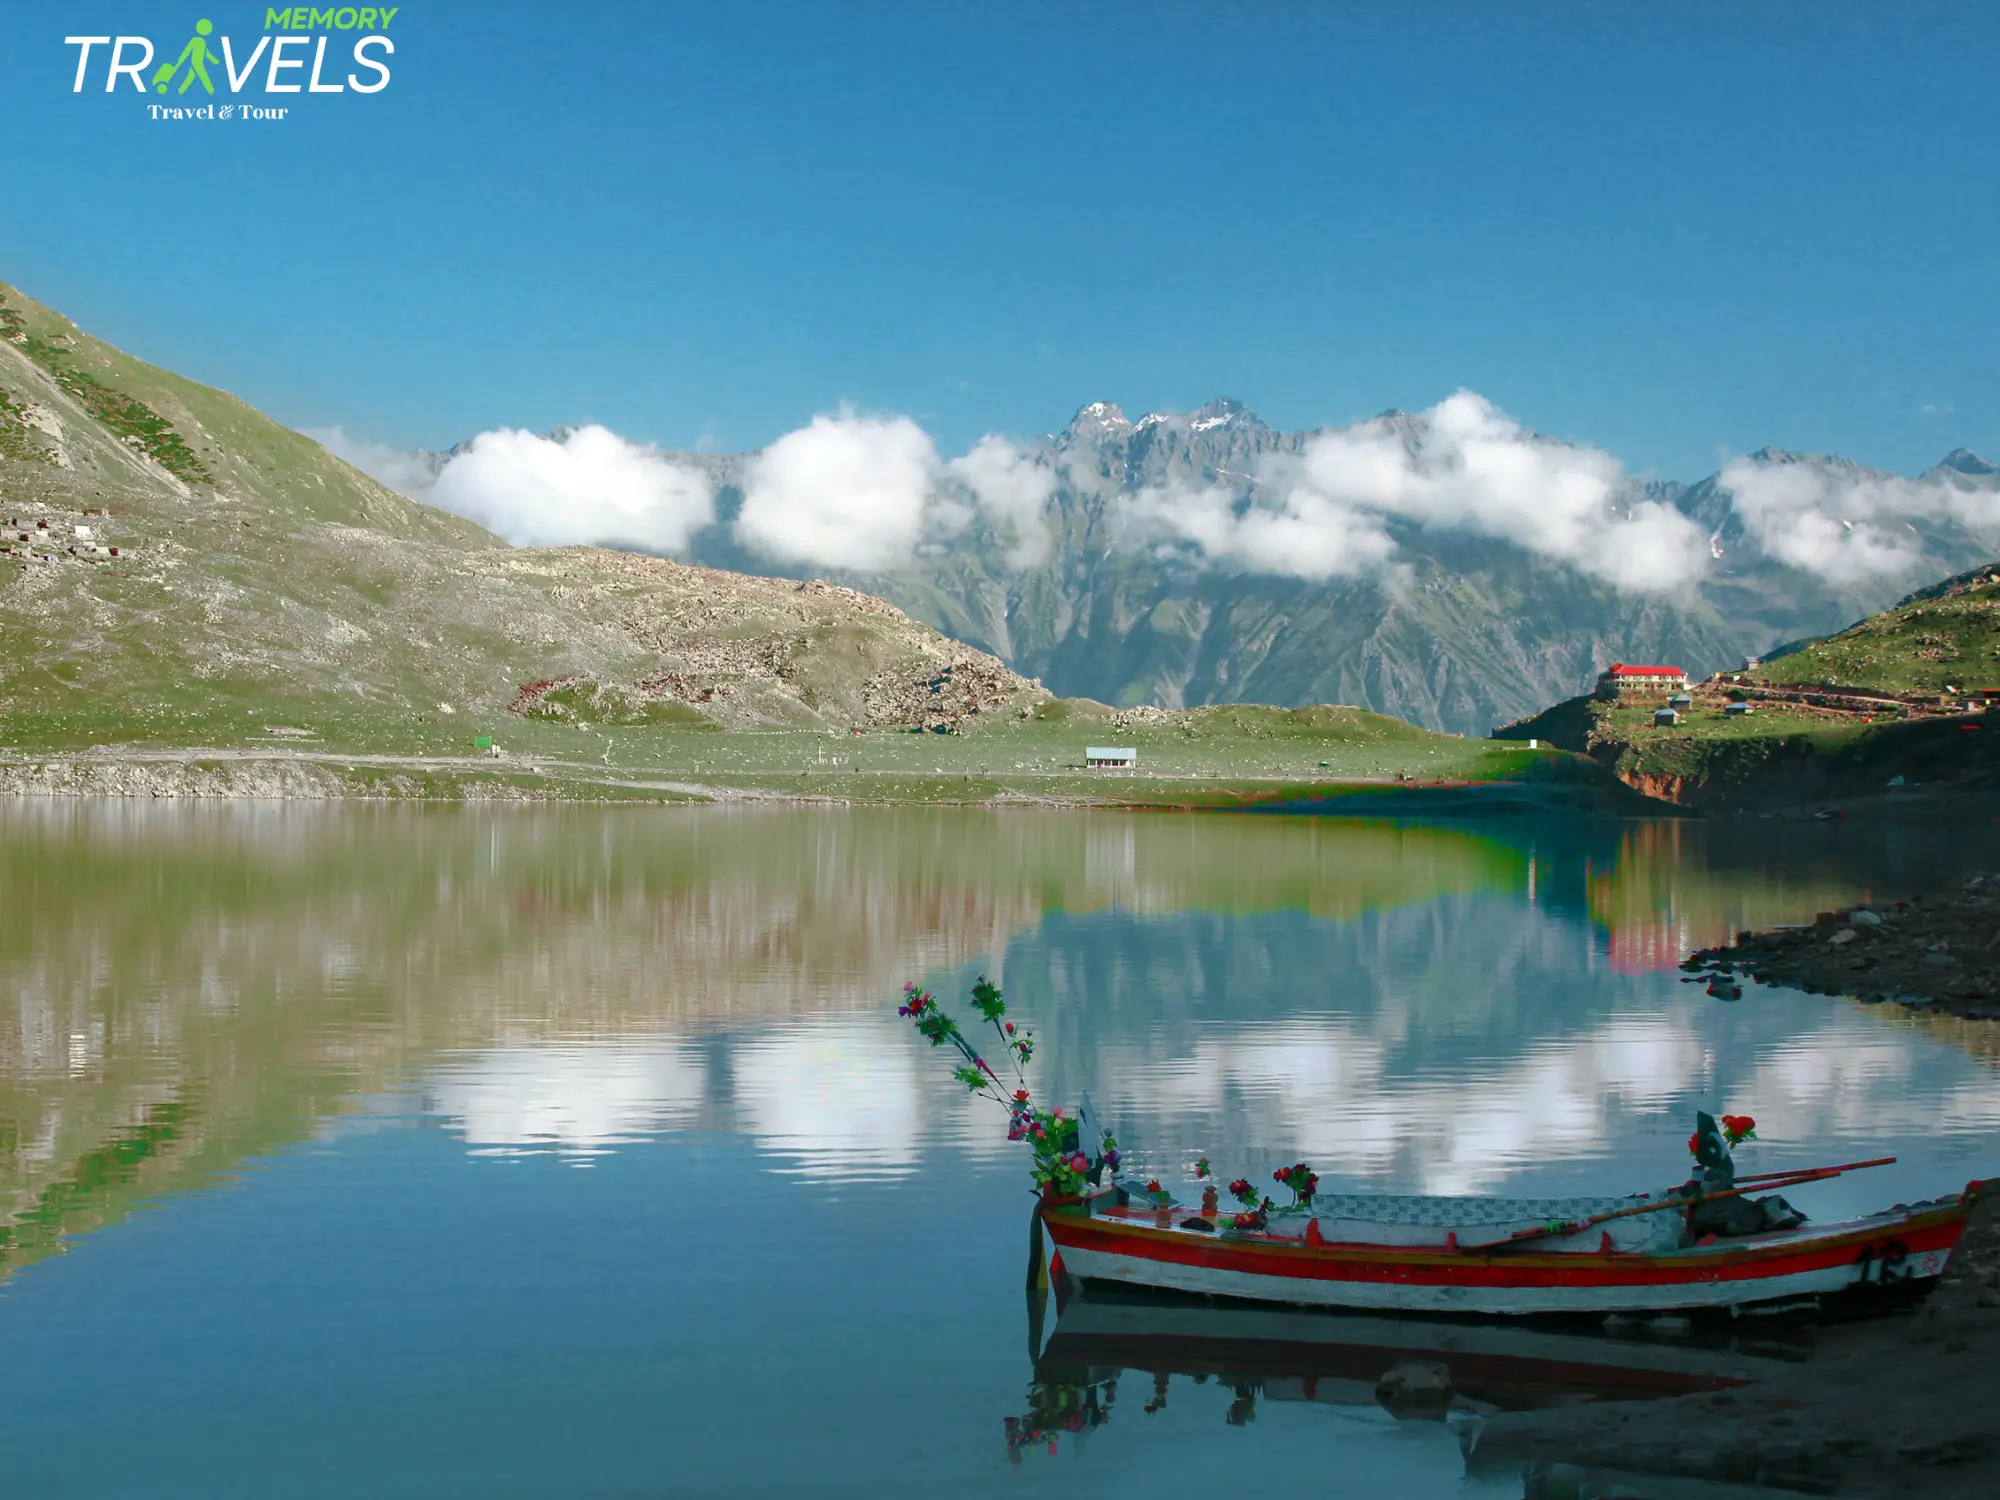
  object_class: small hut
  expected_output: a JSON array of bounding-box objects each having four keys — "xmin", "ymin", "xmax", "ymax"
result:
[
  {"xmin": 1084, "ymin": 746, "xmax": 1137, "ymax": 769},
  {"xmin": 1654, "ymin": 708, "xmax": 1681, "ymax": 727}
]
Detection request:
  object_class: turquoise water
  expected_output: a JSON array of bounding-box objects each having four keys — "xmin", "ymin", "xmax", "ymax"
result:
[{"xmin": 1, "ymin": 804, "xmax": 1995, "ymax": 1497}]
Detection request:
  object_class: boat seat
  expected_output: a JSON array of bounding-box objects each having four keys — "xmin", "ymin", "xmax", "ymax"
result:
[{"xmin": 1249, "ymin": 1192, "xmax": 1684, "ymax": 1254}]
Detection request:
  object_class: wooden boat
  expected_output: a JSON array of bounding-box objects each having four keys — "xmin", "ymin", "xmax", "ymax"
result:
[
  {"xmin": 892, "ymin": 981, "xmax": 1986, "ymax": 1323},
  {"xmin": 1039, "ymin": 1180, "xmax": 1983, "ymax": 1318}
]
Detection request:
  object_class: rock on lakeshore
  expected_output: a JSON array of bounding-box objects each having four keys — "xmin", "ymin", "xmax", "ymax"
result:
[{"xmin": 1684, "ymin": 872, "xmax": 2000, "ymax": 1018}]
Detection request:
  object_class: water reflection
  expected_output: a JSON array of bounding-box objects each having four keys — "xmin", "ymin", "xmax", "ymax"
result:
[
  {"xmin": 1, "ymin": 802, "xmax": 1997, "ymax": 1498},
  {"xmin": 730, "ymin": 1018, "xmax": 933, "ymax": 1180},
  {"xmin": 5, "ymin": 802, "xmax": 1999, "ymax": 1276},
  {"xmin": 427, "ymin": 1041, "xmax": 707, "ymax": 1161},
  {"xmin": 1016, "ymin": 1285, "xmax": 1821, "ymax": 1498},
  {"xmin": 1029, "ymin": 1284, "xmax": 1806, "ymax": 1432}
]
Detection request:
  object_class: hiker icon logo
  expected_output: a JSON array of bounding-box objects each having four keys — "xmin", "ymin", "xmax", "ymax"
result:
[{"xmin": 153, "ymin": 19, "xmax": 220, "ymax": 95}]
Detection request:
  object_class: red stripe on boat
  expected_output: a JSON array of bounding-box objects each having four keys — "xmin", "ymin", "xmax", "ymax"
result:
[{"xmin": 1041, "ymin": 1209, "xmax": 1967, "ymax": 1291}]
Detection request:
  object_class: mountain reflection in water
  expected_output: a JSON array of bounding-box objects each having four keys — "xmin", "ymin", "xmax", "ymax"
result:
[
  {"xmin": 5, "ymin": 802, "xmax": 1999, "ymax": 1270},
  {"xmin": 1, "ymin": 802, "xmax": 1997, "ymax": 1498}
]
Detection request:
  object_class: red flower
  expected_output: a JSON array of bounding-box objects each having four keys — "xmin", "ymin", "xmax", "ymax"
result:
[
  {"xmin": 1145, "ymin": 1179, "xmax": 1162, "ymax": 1193},
  {"xmin": 1687, "ymin": 1132, "xmax": 1700, "ymax": 1156},
  {"xmin": 1005, "ymin": 1022, "xmax": 1016, "ymax": 1034},
  {"xmin": 1014, "ymin": 1089, "xmax": 1030, "ymax": 1102}
]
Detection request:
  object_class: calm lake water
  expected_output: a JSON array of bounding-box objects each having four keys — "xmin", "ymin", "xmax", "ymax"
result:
[{"xmin": 4, "ymin": 803, "xmax": 1999, "ymax": 1498}]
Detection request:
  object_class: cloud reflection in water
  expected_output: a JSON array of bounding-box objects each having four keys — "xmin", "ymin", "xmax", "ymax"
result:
[{"xmin": 426, "ymin": 1040, "xmax": 706, "ymax": 1163}]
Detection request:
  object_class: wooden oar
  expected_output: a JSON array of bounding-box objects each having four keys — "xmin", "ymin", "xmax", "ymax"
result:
[
  {"xmin": 1734, "ymin": 1155, "xmax": 1894, "ymax": 1185},
  {"xmin": 1479, "ymin": 1156, "xmax": 1896, "ymax": 1251}
]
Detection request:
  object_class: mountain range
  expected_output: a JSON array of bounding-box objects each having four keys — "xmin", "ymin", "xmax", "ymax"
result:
[{"xmin": 421, "ymin": 401, "xmax": 1998, "ymax": 736}]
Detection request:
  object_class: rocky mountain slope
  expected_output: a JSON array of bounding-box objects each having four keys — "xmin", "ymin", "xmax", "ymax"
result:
[{"xmin": 0, "ymin": 280, "xmax": 1042, "ymax": 742}]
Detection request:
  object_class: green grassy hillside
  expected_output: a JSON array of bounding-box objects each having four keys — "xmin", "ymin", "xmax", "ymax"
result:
[
  {"xmin": 1496, "ymin": 564, "xmax": 2000, "ymax": 808},
  {"xmin": 1739, "ymin": 562, "xmax": 2000, "ymax": 699}
]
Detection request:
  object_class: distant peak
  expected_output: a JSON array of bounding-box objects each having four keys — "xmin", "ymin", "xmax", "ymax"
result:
[
  {"xmin": 1936, "ymin": 446, "xmax": 1998, "ymax": 476},
  {"xmin": 1126, "ymin": 398, "xmax": 1266, "ymax": 435},
  {"xmin": 1063, "ymin": 401, "xmax": 1131, "ymax": 438},
  {"xmin": 1737, "ymin": 446, "xmax": 1862, "ymax": 474},
  {"xmin": 1190, "ymin": 396, "xmax": 1263, "ymax": 432}
]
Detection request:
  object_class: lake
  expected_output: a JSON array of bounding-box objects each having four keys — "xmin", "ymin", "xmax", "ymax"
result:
[{"xmin": 3, "ymin": 802, "xmax": 1998, "ymax": 1498}]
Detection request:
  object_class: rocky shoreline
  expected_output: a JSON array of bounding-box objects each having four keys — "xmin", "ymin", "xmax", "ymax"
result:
[
  {"xmin": 1684, "ymin": 871, "xmax": 2000, "ymax": 1019},
  {"xmin": 1472, "ymin": 1195, "xmax": 2000, "ymax": 1498}
]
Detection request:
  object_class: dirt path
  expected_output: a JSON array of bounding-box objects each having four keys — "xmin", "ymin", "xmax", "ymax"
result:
[{"xmin": 0, "ymin": 746, "xmax": 1428, "ymax": 807}]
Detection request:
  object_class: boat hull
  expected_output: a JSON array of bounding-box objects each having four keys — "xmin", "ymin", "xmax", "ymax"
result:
[{"xmin": 1040, "ymin": 1193, "xmax": 1976, "ymax": 1318}]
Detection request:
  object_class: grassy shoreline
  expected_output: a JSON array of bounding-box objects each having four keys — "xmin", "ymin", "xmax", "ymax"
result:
[
  {"xmin": 0, "ymin": 732, "xmax": 1638, "ymax": 812},
  {"xmin": 0, "ymin": 696, "xmax": 1656, "ymax": 811}
]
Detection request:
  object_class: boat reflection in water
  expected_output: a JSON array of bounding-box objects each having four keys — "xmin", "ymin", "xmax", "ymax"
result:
[{"xmin": 1013, "ymin": 1280, "xmax": 1809, "ymax": 1485}]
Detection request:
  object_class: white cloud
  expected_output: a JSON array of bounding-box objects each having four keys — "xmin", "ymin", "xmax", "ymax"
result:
[
  {"xmin": 314, "ymin": 423, "xmax": 715, "ymax": 554},
  {"xmin": 1114, "ymin": 392, "xmax": 1710, "ymax": 590},
  {"xmin": 735, "ymin": 411, "xmax": 946, "ymax": 571},
  {"xmin": 1120, "ymin": 479, "xmax": 1401, "ymax": 580},
  {"xmin": 311, "ymin": 425, "xmax": 441, "ymax": 498},
  {"xmin": 1719, "ymin": 455, "xmax": 2000, "ymax": 586},
  {"xmin": 430, "ymin": 426, "xmax": 715, "ymax": 553},
  {"xmin": 947, "ymin": 435, "xmax": 1060, "ymax": 567}
]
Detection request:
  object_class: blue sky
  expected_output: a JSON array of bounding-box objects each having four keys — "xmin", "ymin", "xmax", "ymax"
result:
[{"xmin": 7, "ymin": 0, "xmax": 1998, "ymax": 477}]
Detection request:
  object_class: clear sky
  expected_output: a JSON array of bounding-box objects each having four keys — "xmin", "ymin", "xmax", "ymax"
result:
[{"xmin": 7, "ymin": 0, "xmax": 1998, "ymax": 477}]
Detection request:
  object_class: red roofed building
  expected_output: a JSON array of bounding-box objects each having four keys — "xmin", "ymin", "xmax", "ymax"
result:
[{"xmin": 1595, "ymin": 663, "xmax": 1689, "ymax": 699}]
